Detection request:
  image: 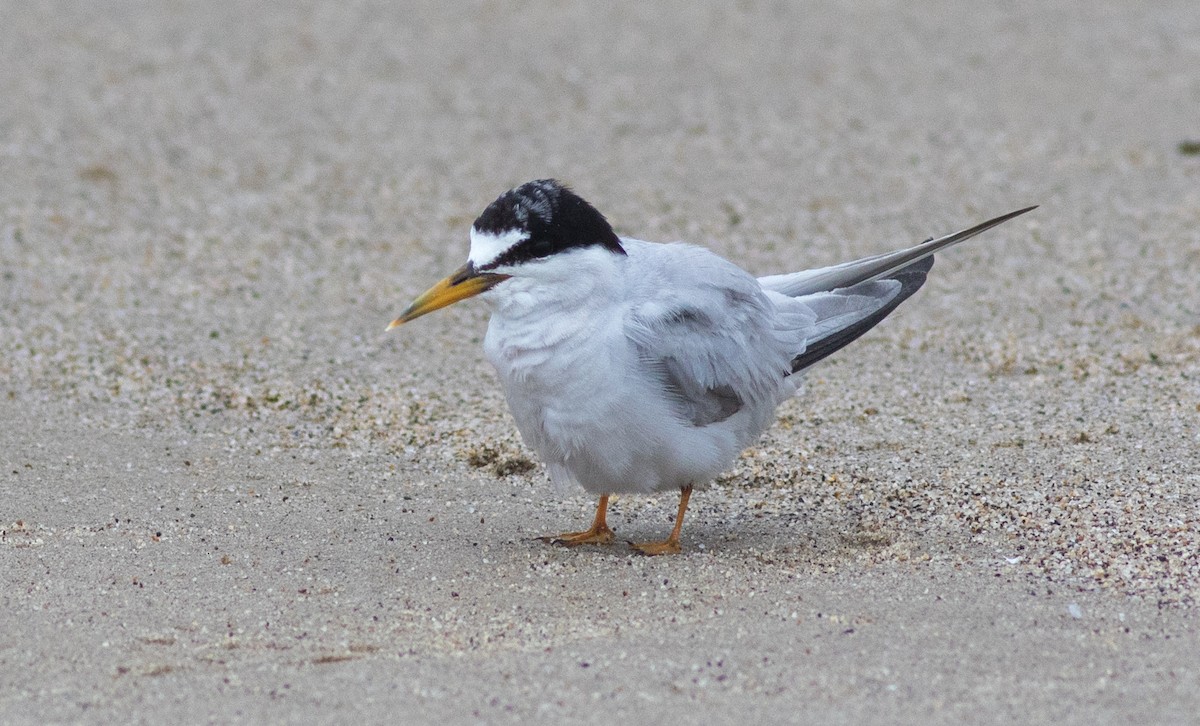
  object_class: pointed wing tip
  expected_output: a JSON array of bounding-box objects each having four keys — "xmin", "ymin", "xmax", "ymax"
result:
[
  {"xmin": 992, "ymin": 205, "xmax": 1039, "ymax": 225},
  {"xmin": 943, "ymin": 204, "xmax": 1040, "ymax": 244}
]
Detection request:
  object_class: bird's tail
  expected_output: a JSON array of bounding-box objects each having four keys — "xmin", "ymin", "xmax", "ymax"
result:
[
  {"xmin": 759, "ymin": 206, "xmax": 1036, "ymax": 374},
  {"xmin": 785, "ymin": 257, "xmax": 932, "ymax": 373}
]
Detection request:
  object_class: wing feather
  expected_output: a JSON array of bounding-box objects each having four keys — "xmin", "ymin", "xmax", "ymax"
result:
[
  {"xmin": 618, "ymin": 207, "xmax": 1035, "ymax": 420},
  {"xmin": 622, "ymin": 242, "xmax": 804, "ymax": 427},
  {"xmin": 758, "ymin": 206, "xmax": 1036, "ymax": 297}
]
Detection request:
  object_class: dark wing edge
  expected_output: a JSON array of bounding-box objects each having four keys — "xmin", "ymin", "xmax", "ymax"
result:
[{"xmin": 789, "ymin": 256, "xmax": 933, "ymax": 373}]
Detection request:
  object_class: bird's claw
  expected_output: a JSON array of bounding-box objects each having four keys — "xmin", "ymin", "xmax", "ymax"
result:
[
  {"xmin": 539, "ymin": 527, "xmax": 615, "ymax": 547},
  {"xmin": 628, "ymin": 538, "xmax": 682, "ymax": 556}
]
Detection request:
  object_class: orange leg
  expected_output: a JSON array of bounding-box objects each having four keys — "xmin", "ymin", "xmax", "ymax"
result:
[
  {"xmin": 540, "ymin": 495, "xmax": 615, "ymax": 546},
  {"xmin": 630, "ymin": 485, "xmax": 693, "ymax": 556}
]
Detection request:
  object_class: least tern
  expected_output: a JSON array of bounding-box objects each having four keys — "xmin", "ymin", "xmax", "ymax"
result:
[{"xmin": 390, "ymin": 179, "xmax": 1034, "ymax": 555}]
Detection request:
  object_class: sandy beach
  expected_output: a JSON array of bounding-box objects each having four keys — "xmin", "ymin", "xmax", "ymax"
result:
[{"xmin": 2, "ymin": 1, "xmax": 1198, "ymax": 723}]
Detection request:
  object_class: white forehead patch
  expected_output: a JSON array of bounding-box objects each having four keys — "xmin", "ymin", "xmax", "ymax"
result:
[{"xmin": 469, "ymin": 226, "xmax": 529, "ymax": 267}]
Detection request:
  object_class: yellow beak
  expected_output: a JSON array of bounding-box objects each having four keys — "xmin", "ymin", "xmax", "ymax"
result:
[{"xmin": 386, "ymin": 263, "xmax": 510, "ymax": 329}]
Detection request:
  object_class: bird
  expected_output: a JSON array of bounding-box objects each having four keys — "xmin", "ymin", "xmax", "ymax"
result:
[{"xmin": 388, "ymin": 179, "xmax": 1034, "ymax": 555}]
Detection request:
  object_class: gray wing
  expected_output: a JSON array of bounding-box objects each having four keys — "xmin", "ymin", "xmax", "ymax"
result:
[
  {"xmin": 622, "ymin": 242, "xmax": 810, "ymax": 427},
  {"xmin": 758, "ymin": 206, "xmax": 1036, "ymax": 297},
  {"xmin": 782, "ymin": 259, "xmax": 930, "ymax": 373},
  {"xmin": 760, "ymin": 207, "xmax": 1037, "ymax": 373},
  {"xmin": 620, "ymin": 206, "xmax": 1037, "ymax": 420}
]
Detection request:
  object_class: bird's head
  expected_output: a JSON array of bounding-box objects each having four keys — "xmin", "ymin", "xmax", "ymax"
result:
[{"xmin": 387, "ymin": 179, "xmax": 624, "ymax": 328}]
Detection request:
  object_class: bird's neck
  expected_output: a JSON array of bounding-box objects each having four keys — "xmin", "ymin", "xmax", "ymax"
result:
[{"xmin": 483, "ymin": 246, "xmax": 627, "ymax": 322}]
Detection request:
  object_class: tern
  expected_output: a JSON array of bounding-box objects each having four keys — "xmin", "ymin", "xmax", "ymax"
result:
[{"xmin": 389, "ymin": 179, "xmax": 1034, "ymax": 555}]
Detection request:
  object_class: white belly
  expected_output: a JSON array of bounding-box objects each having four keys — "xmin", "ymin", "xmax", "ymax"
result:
[{"xmin": 483, "ymin": 311, "xmax": 749, "ymax": 495}]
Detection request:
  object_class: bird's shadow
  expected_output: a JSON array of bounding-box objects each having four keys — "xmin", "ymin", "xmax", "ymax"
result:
[{"xmin": 522, "ymin": 521, "xmax": 897, "ymax": 565}]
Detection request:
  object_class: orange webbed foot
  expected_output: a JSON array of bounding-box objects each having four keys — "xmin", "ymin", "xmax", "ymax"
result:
[
  {"xmin": 539, "ymin": 495, "xmax": 614, "ymax": 547},
  {"xmin": 540, "ymin": 526, "xmax": 615, "ymax": 547},
  {"xmin": 628, "ymin": 485, "xmax": 692, "ymax": 556},
  {"xmin": 628, "ymin": 537, "xmax": 682, "ymax": 556}
]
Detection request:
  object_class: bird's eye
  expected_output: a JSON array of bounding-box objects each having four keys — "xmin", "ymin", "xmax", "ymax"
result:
[{"xmin": 528, "ymin": 238, "xmax": 554, "ymax": 258}]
